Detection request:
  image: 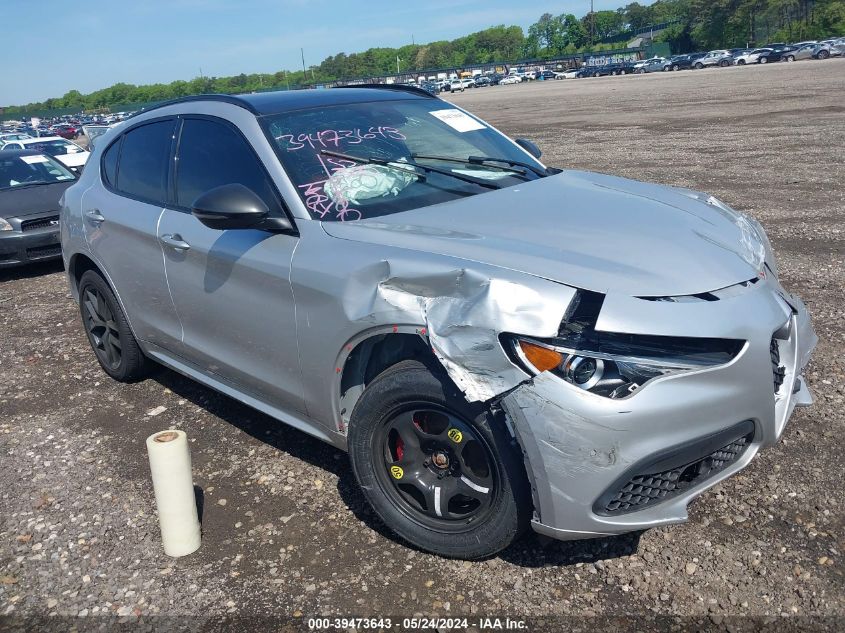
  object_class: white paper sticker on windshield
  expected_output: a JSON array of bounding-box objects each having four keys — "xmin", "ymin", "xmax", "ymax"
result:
[
  {"xmin": 429, "ymin": 109, "xmax": 486, "ymax": 133},
  {"xmin": 20, "ymin": 155, "xmax": 49, "ymax": 164}
]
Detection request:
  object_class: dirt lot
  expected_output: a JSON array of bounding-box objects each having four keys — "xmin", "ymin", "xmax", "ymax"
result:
[{"xmin": 1, "ymin": 60, "xmax": 844, "ymax": 630}]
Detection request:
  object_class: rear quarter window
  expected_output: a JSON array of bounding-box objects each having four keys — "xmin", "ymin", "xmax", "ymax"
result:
[{"xmin": 115, "ymin": 119, "xmax": 175, "ymax": 204}]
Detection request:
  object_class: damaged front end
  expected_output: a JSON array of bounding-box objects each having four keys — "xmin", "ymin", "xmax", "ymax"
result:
[{"xmin": 497, "ymin": 274, "xmax": 816, "ymax": 541}]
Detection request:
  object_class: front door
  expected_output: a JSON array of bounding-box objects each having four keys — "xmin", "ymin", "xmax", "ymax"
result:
[{"xmin": 158, "ymin": 116, "xmax": 305, "ymax": 413}]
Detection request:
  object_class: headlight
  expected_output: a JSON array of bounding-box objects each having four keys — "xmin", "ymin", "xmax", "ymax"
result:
[
  {"xmin": 0, "ymin": 217, "xmax": 13, "ymax": 231},
  {"xmin": 509, "ymin": 333, "xmax": 744, "ymax": 399}
]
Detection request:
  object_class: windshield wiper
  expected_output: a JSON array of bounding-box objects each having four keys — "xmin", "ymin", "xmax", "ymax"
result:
[
  {"xmin": 320, "ymin": 149, "xmax": 503, "ymax": 190},
  {"xmin": 469, "ymin": 155, "xmax": 550, "ymax": 178},
  {"xmin": 410, "ymin": 154, "xmax": 530, "ymax": 180},
  {"xmin": 412, "ymin": 153, "xmax": 549, "ymax": 178}
]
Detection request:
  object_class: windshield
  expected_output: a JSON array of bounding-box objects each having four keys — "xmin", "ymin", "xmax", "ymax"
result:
[
  {"xmin": 22, "ymin": 139, "xmax": 80, "ymax": 157},
  {"xmin": 0, "ymin": 153, "xmax": 75, "ymax": 190},
  {"xmin": 263, "ymin": 98, "xmax": 547, "ymax": 222}
]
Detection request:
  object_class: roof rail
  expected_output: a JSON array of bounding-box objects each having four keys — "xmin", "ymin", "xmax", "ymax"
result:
[
  {"xmin": 333, "ymin": 83, "xmax": 438, "ymax": 99},
  {"xmin": 127, "ymin": 94, "xmax": 257, "ymax": 119}
]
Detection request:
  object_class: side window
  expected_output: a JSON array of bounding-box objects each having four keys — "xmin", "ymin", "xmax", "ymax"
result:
[
  {"xmin": 175, "ymin": 118, "xmax": 278, "ymax": 211},
  {"xmin": 115, "ymin": 119, "xmax": 174, "ymax": 204},
  {"xmin": 101, "ymin": 138, "xmax": 120, "ymax": 187}
]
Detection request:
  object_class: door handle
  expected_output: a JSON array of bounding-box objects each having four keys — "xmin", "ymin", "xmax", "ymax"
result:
[
  {"xmin": 84, "ymin": 209, "xmax": 105, "ymax": 224},
  {"xmin": 159, "ymin": 233, "xmax": 191, "ymax": 251}
]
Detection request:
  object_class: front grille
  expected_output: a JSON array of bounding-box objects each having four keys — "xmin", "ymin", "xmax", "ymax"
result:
[
  {"xmin": 771, "ymin": 338, "xmax": 786, "ymax": 394},
  {"xmin": 26, "ymin": 244, "xmax": 61, "ymax": 259},
  {"xmin": 21, "ymin": 215, "xmax": 59, "ymax": 232},
  {"xmin": 598, "ymin": 422, "xmax": 755, "ymax": 515}
]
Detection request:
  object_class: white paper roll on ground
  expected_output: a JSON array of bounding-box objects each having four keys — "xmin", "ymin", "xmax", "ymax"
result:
[{"xmin": 146, "ymin": 430, "xmax": 201, "ymax": 557}]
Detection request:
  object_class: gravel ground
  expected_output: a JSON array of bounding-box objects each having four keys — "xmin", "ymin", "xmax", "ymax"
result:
[{"xmin": 1, "ymin": 60, "xmax": 843, "ymax": 631}]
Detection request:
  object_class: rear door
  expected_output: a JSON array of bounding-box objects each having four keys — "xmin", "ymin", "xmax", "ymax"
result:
[
  {"xmin": 81, "ymin": 118, "xmax": 183, "ymax": 348},
  {"xmin": 157, "ymin": 116, "xmax": 305, "ymax": 413}
]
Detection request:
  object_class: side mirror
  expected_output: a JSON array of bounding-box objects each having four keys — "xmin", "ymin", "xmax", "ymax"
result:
[
  {"xmin": 191, "ymin": 183, "xmax": 291, "ymax": 231},
  {"xmin": 515, "ymin": 138, "xmax": 542, "ymax": 159}
]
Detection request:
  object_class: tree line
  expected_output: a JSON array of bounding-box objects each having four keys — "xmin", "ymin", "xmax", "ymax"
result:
[{"xmin": 3, "ymin": 0, "xmax": 843, "ymax": 115}]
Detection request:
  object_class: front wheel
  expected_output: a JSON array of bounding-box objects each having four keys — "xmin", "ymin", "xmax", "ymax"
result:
[
  {"xmin": 786, "ymin": 55, "xmax": 795, "ymax": 62},
  {"xmin": 760, "ymin": 57, "xmax": 768, "ymax": 64},
  {"xmin": 737, "ymin": 59, "xmax": 746, "ymax": 65},
  {"xmin": 694, "ymin": 62, "xmax": 704, "ymax": 69},
  {"xmin": 818, "ymin": 50, "xmax": 830, "ymax": 59},
  {"xmin": 347, "ymin": 360, "xmax": 531, "ymax": 559}
]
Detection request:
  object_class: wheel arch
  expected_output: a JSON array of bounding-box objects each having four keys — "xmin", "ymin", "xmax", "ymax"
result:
[
  {"xmin": 337, "ymin": 328, "xmax": 437, "ymax": 433},
  {"xmin": 67, "ymin": 251, "xmax": 142, "ymax": 342}
]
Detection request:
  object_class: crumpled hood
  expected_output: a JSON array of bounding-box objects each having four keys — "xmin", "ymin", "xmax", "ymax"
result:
[{"xmin": 322, "ymin": 170, "xmax": 764, "ymax": 297}]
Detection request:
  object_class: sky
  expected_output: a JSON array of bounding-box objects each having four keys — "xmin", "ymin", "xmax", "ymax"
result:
[{"xmin": 3, "ymin": 0, "xmax": 638, "ymax": 106}]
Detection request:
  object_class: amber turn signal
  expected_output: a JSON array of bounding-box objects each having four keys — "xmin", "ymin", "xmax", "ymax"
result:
[{"xmin": 518, "ymin": 340, "xmax": 563, "ymax": 373}]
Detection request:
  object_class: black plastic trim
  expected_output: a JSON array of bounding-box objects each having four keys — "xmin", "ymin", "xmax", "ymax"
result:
[{"xmin": 593, "ymin": 419, "xmax": 755, "ymax": 516}]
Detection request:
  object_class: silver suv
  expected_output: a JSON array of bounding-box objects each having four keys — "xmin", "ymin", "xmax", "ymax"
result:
[{"xmin": 61, "ymin": 87, "xmax": 816, "ymax": 559}]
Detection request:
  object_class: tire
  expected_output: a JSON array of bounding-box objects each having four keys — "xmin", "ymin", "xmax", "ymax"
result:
[
  {"xmin": 78, "ymin": 270, "xmax": 153, "ymax": 382},
  {"xmin": 694, "ymin": 62, "xmax": 704, "ymax": 69},
  {"xmin": 760, "ymin": 57, "xmax": 768, "ymax": 64},
  {"xmin": 738, "ymin": 59, "xmax": 746, "ymax": 65},
  {"xmin": 673, "ymin": 64, "xmax": 680, "ymax": 71},
  {"xmin": 818, "ymin": 50, "xmax": 829, "ymax": 59},
  {"xmin": 347, "ymin": 360, "xmax": 531, "ymax": 559},
  {"xmin": 786, "ymin": 55, "xmax": 795, "ymax": 62},
  {"xmin": 720, "ymin": 60, "xmax": 730, "ymax": 67}
]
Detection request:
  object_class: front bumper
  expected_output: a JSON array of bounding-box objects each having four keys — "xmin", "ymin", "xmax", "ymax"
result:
[
  {"xmin": 501, "ymin": 276, "xmax": 817, "ymax": 541},
  {"xmin": 0, "ymin": 215, "xmax": 62, "ymax": 267}
]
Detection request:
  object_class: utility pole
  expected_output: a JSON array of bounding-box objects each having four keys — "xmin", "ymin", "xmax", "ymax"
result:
[
  {"xmin": 301, "ymin": 48, "xmax": 307, "ymax": 78},
  {"xmin": 396, "ymin": 55, "xmax": 401, "ymax": 75},
  {"xmin": 589, "ymin": 0, "xmax": 595, "ymax": 47}
]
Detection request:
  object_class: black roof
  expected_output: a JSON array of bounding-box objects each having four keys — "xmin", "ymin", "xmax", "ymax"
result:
[{"xmin": 133, "ymin": 86, "xmax": 437, "ymax": 119}]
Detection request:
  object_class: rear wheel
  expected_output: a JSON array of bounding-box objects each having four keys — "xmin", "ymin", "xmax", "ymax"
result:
[
  {"xmin": 786, "ymin": 55, "xmax": 795, "ymax": 62},
  {"xmin": 818, "ymin": 50, "xmax": 830, "ymax": 59},
  {"xmin": 673, "ymin": 64, "xmax": 680, "ymax": 71},
  {"xmin": 760, "ymin": 57, "xmax": 769, "ymax": 64},
  {"xmin": 737, "ymin": 59, "xmax": 746, "ymax": 65},
  {"xmin": 694, "ymin": 62, "xmax": 704, "ymax": 69},
  {"xmin": 78, "ymin": 270, "xmax": 153, "ymax": 382},
  {"xmin": 347, "ymin": 360, "xmax": 530, "ymax": 559}
]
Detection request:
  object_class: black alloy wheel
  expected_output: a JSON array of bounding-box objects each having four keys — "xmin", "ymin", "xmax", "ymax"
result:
[
  {"xmin": 377, "ymin": 406, "xmax": 496, "ymax": 530},
  {"xmin": 82, "ymin": 285, "xmax": 122, "ymax": 370},
  {"xmin": 77, "ymin": 270, "xmax": 152, "ymax": 381},
  {"xmin": 347, "ymin": 360, "xmax": 530, "ymax": 559}
]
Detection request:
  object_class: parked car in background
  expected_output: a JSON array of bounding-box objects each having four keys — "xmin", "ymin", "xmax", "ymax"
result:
[
  {"xmin": 51, "ymin": 124, "xmax": 80, "ymax": 140},
  {"xmin": 786, "ymin": 43, "xmax": 830, "ymax": 61},
  {"xmin": 554, "ymin": 69, "xmax": 578, "ymax": 79},
  {"xmin": 0, "ymin": 136, "xmax": 91, "ymax": 172},
  {"xmin": 735, "ymin": 48, "xmax": 771, "ymax": 65},
  {"xmin": 0, "ymin": 132, "xmax": 33, "ymax": 143},
  {"xmin": 474, "ymin": 76, "xmax": 491, "ymax": 87},
  {"xmin": 695, "ymin": 50, "xmax": 734, "ymax": 68},
  {"xmin": 758, "ymin": 46, "xmax": 797, "ymax": 63},
  {"xmin": 61, "ymin": 88, "xmax": 816, "ymax": 560},
  {"xmin": 499, "ymin": 75, "xmax": 521, "ymax": 85},
  {"xmin": 0, "ymin": 149, "xmax": 76, "ymax": 267},
  {"xmin": 445, "ymin": 79, "xmax": 464, "ymax": 92},
  {"xmin": 537, "ymin": 70, "xmax": 556, "ymax": 80},
  {"xmin": 419, "ymin": 81, "xmax": 441, "ymax": 95},
  {"xmin": 633, "ymin": 57, "xmax": 667, "ymax": 73},
  {"xmin": 663, "ymin": 54, "xmax": 701, "ymax": 71}
]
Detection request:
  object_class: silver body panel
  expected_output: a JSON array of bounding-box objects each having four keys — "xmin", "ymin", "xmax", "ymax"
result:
[{"xmin": 60, "ymin": 95, "xmax": 817, "ymax": 542}]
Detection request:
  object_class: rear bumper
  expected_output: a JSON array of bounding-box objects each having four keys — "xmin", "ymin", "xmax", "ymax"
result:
[
  {"xmin": 0, "ymin": 227, "xmax": 62, "ymax": 267},
  {"xmin": 501, "ymin": 278, "xmax": 817, "ymax": 541}
]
